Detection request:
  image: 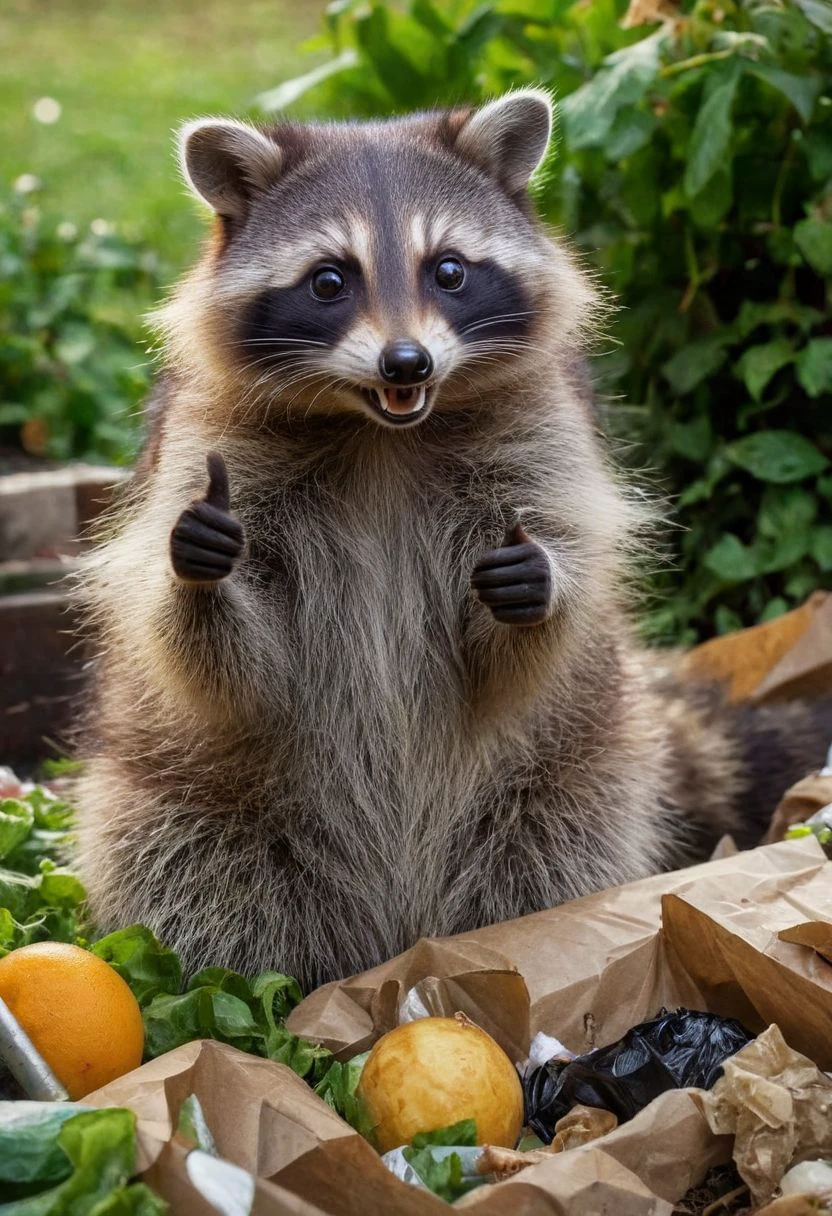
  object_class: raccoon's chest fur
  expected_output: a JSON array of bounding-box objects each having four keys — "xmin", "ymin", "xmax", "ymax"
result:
[{"xmin": 240, "ymin": 447, "xmax": 485, "ymax": 909}]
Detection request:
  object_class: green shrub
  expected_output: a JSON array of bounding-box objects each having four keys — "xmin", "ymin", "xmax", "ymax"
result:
[
  {"xmin": 0, "ymin": 184, "xmax": 161, "ymax": 465},
  {"xmin": 268, "ymin": 0, "xmax": 832, "ymax": 643}
]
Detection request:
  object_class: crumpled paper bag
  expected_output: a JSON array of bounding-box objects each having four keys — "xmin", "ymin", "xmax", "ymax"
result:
[
  {"xmin": 678, "ymin": 591, "xmax": 832, "ymax": 704},
  {"xmin": 288, "ymin": 838, "xmax": 827, "ymax": 1059},
  {"xmin": 659, "ymin": 844, "xmax": 832, "ymax": 1068},
  {"xmin": 142, "ymin": 1139, "xmax": 330, "ymax": 1215},
  {"xmin": 699, "ymin": 1024, "xmax": 832, "ymax": 1207},
  {"xmin": 86, "ymin": 1037, "xmax": 355, "ymax": 1177},
  {"xmin": 285, "ymin": 937, "xmax": 531, "ymax": 1064},
  {"xmin": 89, "ymin": 1043, "xmax": 726, "ymax": 1216},
  {"xmin": 764, "ymin": 773, "xmax": 832, "ymax": 844},
  {"xmin": 84, "ymin": 839, "xmax": 832, "ymax": 1215},
  {"xmin": 86, "ymin": 1039, "xmax": 448, "ymax": 1216}
]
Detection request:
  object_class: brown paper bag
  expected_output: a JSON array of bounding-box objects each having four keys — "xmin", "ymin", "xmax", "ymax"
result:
[
  {"xmin": 86, "ymin": 1039, "xmax": 448, "ymax": 1215},
  {"xmin": 660, "ymin": 850, "xmax": 832, "ymax": 1067},
  {"xmin": 677, "ymin": 592, "xmax": 832, "ymax": 703},
  {"xmin": 764, "ymin": 773, "xmax": 832, "ymax": 844},
  {"xmin": 85, "ymin": 839, "xmax": 832, "ymax": 1215},
  {"xmin": 142, "ymin": 1140, "xmax": 330, "ymax": 1215},
  {"xmin": 289, "ymin": 838, "xmax": 826, "ymax": 1058},
  {"xmin": 88, "ymin": 1041, "xmax": 726, "ymax": 1216}
]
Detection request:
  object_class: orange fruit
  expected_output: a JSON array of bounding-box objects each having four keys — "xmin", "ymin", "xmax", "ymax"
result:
[{"xmin": 0, "ymin": 942, "xmax": 144, "ymax": 1098}]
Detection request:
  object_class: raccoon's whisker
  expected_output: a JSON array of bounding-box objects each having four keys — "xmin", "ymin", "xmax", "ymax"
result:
[
  {"xmin": 236, "ymin": 337, "xmax": 329, "ymax": 348},
  {"xmin": 302, "ymin": 375, "xmax": 349, "ymax": 420},
  {"xmin": 241, "ymin": 353, "xmax": 323, "ymax": 375},
  {"xmin": 459, "ymin": 310, "xmax": 536, "ymax": 336}
]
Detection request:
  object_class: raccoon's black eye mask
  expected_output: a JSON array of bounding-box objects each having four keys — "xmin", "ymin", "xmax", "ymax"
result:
[
  {"xmin": 424, "ymin": 254, "xmax": 534, "ymax": 346},
  {"xmin": 238, "ymin": 259, "xmax": 364, "ymax": 362},
  {"xmin": 238, "ymin": 252, "xmax": 533, "ymax": 365}
]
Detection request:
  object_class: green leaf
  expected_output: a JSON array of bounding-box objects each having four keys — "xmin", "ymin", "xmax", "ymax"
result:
[
  {"xmin": 37, "ymin": 868, "xmax": 87, "ymax": 910},
  {"xmin": 811, "ymin": 526, "xmax": 832, "ymax": 571},
  {"xmin": 662, "ymin": 334, "xmax": 730, "ymax": 394},
  {"xmin": 411, "ymin": 1120, "xmax": 478, "ymax": 1149},
  {"xmin": 187, "ymin": 966, "xmax": 252, "ymax": 1002},
  {"xmin": 794, "ymin": 218, "xmax": 832, "ymax": 275},
  {"xmin": 0, "ymin": 1104, "xmax": 80, "ymax": 1187},
  {"xmin": 704, "ymin": 534, "xmax": 758, "ymax": 582},
  {"xmin": 411, "ymin": 0, "xmax": 451, "ymax": 37},
  {"xmin": 748, "ymin": 63, "xmax": 822, "ymax": 123},
  {"xmin": 668, "ymin": 415, "xmax": 712, "ymax": 462},
  {"xmin": 0, "ymin": 1107, "xmax": 161, "ymax": 1216},
  {"xmin": 255, "ymin": 49, "xmax": 359, "ymax": 112},
  {"xmin": 250, "ymin": 971, "xmax": 303, "ymax": 1029},
  {"xmin": 797, "ymin": 338, "xmax": 832, "ymax": 398},
  {"xmin": 264, "ymin": 1025, "xmax": 333, "ymax": 1081},
  {"xmin": 735, "ymin": 299, "xmax": 822, "ymax": 339},
  {"xmin": 734, "ymin": 339, "xmax": 794, "ymax": 401},
  {"xmin": 728, "ymin": 431, "xmax": 828, "ymax": 483},
  {"xmin": 758, "ymin": 487, "xmax": 817, "ymax": 536},
  {"xmin": 684, "ymin": 73, "xmax": 738, "ymax": 198},
  {"xmin": 91, "ymin": 926, "xmax": 182, "ymax": 1006},
  {"xmin": 315, "ymin": 1051, "xmax": 371, "ymax": 1134},
  {"xmin": 559, "ymin": 30, "xmax": 663, "ymax": 150},
  {"xmin": 402, "ymin": 1146, "xmax": 467, "ymax": 1203},
  {"xmin": 142, "ymin": 989, "xmax": 214, "ymax": 1057},
  {"xmin": 759, "ymin": 598, "xmax": 789, "ymax": 623},
  {"xmin": 85, "ymin": 1182, "xmax": 166, "ymax": 1215},
  {"xmin": 793, "ymin": 0, "xmax": 832, "ymax": 34},
  {"xmin": 176, "ymin": 1096, "xmax": 216, "ymax": 1154},
  {"xmin": 714, "ymin": 604, "xmax": 743, "ymax": 635},
  {"xmin": 353, "ymin": 7, "xmax": 426, "ymax": 106},
  {"xmin": 400, "ymin": 1128, "xmax": 484, "ymax": 1203},
  {"xmin": 689, "ymin": 166, "xmax": 733, "ymax": 228},
  {"xmin": 806, "ymin": 132, "xmax": 832, "ymax": 184},
  {"xmin": 211, "ymin": 991, "xmax": 258, "ymax": 1038},
  {"xmin": 0, "ymin": 799, "xmax": 35, "ymax": 861},
  {"xmin": 449, "ymin": 6, "xmax": 505, "ymax": 66},
  {"xmin": 604, "ymin": 112, "xmax": 657, "ymax": 162}
]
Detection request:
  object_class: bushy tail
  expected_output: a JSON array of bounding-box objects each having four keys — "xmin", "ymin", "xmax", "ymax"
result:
[{"xmin": 657, "ymin": 675, "xmax": 832, "ymax": 858}]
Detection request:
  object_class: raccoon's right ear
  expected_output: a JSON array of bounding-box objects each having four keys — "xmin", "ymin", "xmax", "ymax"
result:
[
  {"xmin": 178, "ymin": 119, "xmax": 283, "ymax": 219},
  {"xmin": 454, "ymin": 89, "xmax": 553, "ymax": 196}
]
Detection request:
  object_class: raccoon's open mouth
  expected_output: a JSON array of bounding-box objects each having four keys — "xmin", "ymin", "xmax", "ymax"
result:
[{"xmin": 360, "ymin": 384, "xmax": 433, "ymax": 426}]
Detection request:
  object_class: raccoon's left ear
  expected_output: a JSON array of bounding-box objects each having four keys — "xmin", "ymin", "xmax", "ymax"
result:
[
  {"xmin": 454, "ymin": 89, "xmax": 553, "ymax": 195},
  {"xmin": 178, "ymin": 119, "xmax": 283, "ymax": 218}
]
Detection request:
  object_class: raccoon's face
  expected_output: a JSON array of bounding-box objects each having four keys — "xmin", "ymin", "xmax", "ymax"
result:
[{"xmin": 175, "ymin": 92, "xmax": 585, "ymax": 429}]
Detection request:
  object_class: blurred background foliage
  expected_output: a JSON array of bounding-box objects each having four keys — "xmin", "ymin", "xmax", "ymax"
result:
[{"xmin": 0, "ymin": 0, "xmax": 830, "ymax": 642}]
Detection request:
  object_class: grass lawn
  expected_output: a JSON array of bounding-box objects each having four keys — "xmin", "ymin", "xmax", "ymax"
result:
[{"xmin": 0, "ymin": 0, "xmax": 321, "ymax": 272}]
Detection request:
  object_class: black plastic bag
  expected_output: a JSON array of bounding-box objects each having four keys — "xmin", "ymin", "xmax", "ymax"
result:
[{"xmin": 524, "ymin": 1008, "xmax": 752, "ymax": 1143}]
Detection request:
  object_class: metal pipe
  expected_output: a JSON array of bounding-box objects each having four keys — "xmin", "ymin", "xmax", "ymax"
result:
[{"xmin": 0, "ymin": 995, "xmax": 68, "ymax": 1100}]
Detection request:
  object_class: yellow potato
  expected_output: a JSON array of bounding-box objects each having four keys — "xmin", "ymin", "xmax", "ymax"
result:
[{"xmin": 356, "ymin": 1013, "xmax": 524, "ymax": 1154}]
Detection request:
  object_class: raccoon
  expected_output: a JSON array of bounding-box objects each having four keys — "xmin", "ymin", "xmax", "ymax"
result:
[{"xmin": 74, "ymin": 91, "xmax": 832, "ymax": 991}]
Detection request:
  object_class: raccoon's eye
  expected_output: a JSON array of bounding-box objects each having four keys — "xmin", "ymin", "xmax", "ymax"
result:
[
  {"xmin": 435, "ymin": 257, "xmax": 465, "ymax": 292},
  {"xmin": 310, "ymin": 266, "xmax": 346, "ymax": 301}
]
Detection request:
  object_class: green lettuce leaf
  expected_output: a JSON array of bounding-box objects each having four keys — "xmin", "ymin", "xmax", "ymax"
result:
[
  {"xmin": 0, "ymin": 801, "xmax": 35, "ymax": 862},
  {"xmin": 401, "ymin": 1121, "xmax": 480, "ymax": 1202},
  {"xmin": 91, "ymin": 926, "xmax": 182, "ymax": 1006},
  {"xmin": 0, "ymin": 1107, "xmax": 166, "ymax": 1215},
  {"xmin": 315, "ymin": 1051, "xmax": 372, "ymax": 1135},
  {"xmin": 410, "ymin": 1120, "xmax": 477, "ymax": 1149}
]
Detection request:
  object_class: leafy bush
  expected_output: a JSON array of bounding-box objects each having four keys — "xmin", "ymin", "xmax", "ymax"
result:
[
  {"xmin": 0, "ymin": 185, "xmax": 160, "ymax": 465},
  {"xmin": 268, "ymin": 0, "xmax": 832, "ymax": 642}
]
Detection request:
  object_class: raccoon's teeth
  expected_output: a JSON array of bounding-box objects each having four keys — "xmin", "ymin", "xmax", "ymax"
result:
[{"xmin": 377, "ymin": 385, "xmax": 427, "ymax": 416}]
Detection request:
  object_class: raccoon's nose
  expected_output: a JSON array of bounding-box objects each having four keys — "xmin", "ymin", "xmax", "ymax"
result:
[{"xmin": 379, "ymin": 340, "xmax": 433, "ymax": 385}]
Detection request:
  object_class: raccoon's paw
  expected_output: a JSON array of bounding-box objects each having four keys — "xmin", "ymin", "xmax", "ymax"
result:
[
  {"xmin": 471, "ymin": 522, "xmax": 553, "ymax": 626},
  {"xmin": 170, "ymin": 452, "xmax": 245, "ymax": 583}
]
